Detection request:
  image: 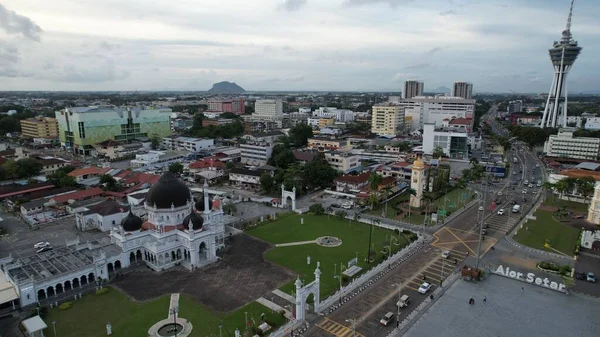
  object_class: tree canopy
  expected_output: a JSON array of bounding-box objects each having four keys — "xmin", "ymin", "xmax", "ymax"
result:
[
  {"xmin": 301, "ymin": 152, "xmax": 338, "ymax": 189},
  {"xmin": 168, "ymin": 162, "xmax": 184, "ymax": 174},
  {"xmin": 288, "ymin": 124, "xmax": 314, "ymax": 148}
]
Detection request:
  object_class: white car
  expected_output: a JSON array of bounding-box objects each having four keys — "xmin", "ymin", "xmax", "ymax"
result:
[
  {"xmin": 522, "ymin": 189, "xmax": 527, "ymax": 194},
  {"xmin": 442, "ymin": 251, "xmax": 450, "ymax": 259},
  {"xmin": 497, "ymin": 191, "xmax": 502, "ymax": 196},
  {"xmin": 478, "ymin": 206, "xmax": 484, "ymax": 211},
  {"xmin": 418, "ymin": 282, "xmax": 432, "ymax": 294},
  {"xmin": 497, "ymin": 209, "xmax": 505, "ymax": 215},
  {"xmin": 34, "ymin": 241, "xmax": 50, "ymax": 249}
]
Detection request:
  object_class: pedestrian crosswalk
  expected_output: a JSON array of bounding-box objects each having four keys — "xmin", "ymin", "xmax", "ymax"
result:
[
  {"xmin": 317, "ymin": 318, "xmax": 364, "ymax": 337},
  {"xmin": 406, "ymin": 251, "xmax": 467, "ymax": 292},
  {"xmin": 484, "ymin": 197, "xmax": 520, "ymax": 234}
]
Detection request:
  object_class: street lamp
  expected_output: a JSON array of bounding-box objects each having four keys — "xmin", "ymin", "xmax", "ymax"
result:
[
  {"xmin": 334, "ymin": 275, "xmax": 343, "ymax": 304},
  {"xmin": 219, "ymin": 325, "xmax": 223, "ymax": 337},
  {"xmin": 440, "ymin": 257, "xmax": 445, "ymax": 287},
  {"xmin": 169, "ymin": 306, "xmax": 179, "ymax": 337},
  {"xmin": 52, "ymin": 321, "xmax": 56, "ymax": 337}
]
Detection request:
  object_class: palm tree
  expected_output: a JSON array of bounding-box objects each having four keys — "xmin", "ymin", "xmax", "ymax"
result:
[
  {"xmin": 382, "ymin": 185, "xmax": 393, "ymax": 217},
  {"xmin": 405, "ymin": 187, "xmax": 417, "ymax": 219},
  {"xmin": 326, "ymin": 206, "xmax": 334, "ymax": 219},
  {"xmin": 469, "ymin": 157, "xmax": 479, "ymax": 166},
  {"xmin": 423, "ymin": 192, "xmax": 436, "ymax": 221},
  {"xmin": 576, "ymin": 177, "xmax": 595, "ymax": 204},
  {"xmin": 554, "ymin": 179, "xmax": 570, "ymax": 201}
]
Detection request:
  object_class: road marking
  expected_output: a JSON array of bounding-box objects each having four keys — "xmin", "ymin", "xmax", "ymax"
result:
[
  {"xmin": 444, "ymin": 228, "xmax": 476, "ymax": 255},
  {"xmin": 317, "ymin": 318, "xmax": 364, "ymax": 337}
]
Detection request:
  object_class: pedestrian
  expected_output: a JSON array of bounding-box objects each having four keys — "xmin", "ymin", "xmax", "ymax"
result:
[
  {"xmin": 483, "ymin": 296, "xmax": 487, "ymax": 303},
  {"xmin": 454, "ymin": 258, "xmax": 457, "ymax": 265},
  {"xmin": 521, "ymin": 287, "xmax": 524, "ymax": 292}
]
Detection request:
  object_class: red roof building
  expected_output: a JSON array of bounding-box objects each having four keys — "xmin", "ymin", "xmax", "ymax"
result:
[{"xmin": 49, "ymin": 187, "xmax": 105, "ymax": 204}]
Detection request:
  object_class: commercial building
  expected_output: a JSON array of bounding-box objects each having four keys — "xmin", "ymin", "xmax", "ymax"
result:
[
  {"xmin": 543, "ymin": 130, "xmax": 600, "ymax": 160},
  {"xmin": 207, "ymin": 98, "xmax": 245, "ymax": 114},
  {"xmin": 371, "ymin": 104, "xmax": 405, "ymax": 137},
  {"xmin": 452, "ymin": 82, "xmax": 473, "ymax": 99},
  {"xmin": 240, "ymin": 143, "xmax": 274, "ymax": 166},
  {"xmin": 325, "ymin": 152, "xmax": 361, "ymax": 174},
  {"xmin": 130, "ymin": 150, "xmax": 187, "ymax": 167},
  {"xmin": 403, "ymin": 80, "xmax": 424, "ymax": 99},
  {"xmin": 55, "ymin": 106, "xmax": 172, "ymax": 155},
  {"xmin": 95, "ymin": 140, "xmax": 147, "ymax": 160},
  {"xmin": 402, "ymin": 96, "xmax": 475, "ymax": 131},
  {"xmin": 508, "ymin": 100, "xmax": 523, "ymax": 113},
  {"xmin": 20, "ymin": 117, "xmax": 59, "ymax": 139},
  {"xmin": 312, "ymin": 107, "xmax": 355, "ymax": 123},
  {"xmin": 162, "ymin": 137, "xmax": 214, "ymax": 153},
  {"xmin": 254, "ymin": 100, "xmax": 284, "ymax": 120},
  {"xmin": 307, "ymin": 138, "xmax": 352, "ymax": 152},
  {"xmin": 422, "ymin": 123, "xmax": 470, "ymax": 159}
]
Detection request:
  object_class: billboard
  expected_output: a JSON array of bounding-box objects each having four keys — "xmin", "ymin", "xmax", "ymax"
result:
[{"xmin": 485, "ymin": 165, "xmax": 506, "ymax": 177}]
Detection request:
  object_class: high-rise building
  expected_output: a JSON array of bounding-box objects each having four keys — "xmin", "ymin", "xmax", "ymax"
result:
[
  {"xmin": 55, "ymin": 106, "xmax": 172, "ymax": 155},
  {"xmin": 371, "ymin": 104, "xmax": 405, "ymax": 137},
  {"xmin": 540, "ymin": 0, "xmax": 582, "ymax": 128},
  {"xmin": 401, "ymin": 96, "xmax": 475, "ymax": 131},
  {"xmin": 508, "ymin": 100, "xmax": 524, "ymax": 113},
  {"xmin": 452, "ymin": 82, "xmax": 473, "ymax": 99},
  {"xmin": 253, "ymin": 100, "xmax": 284, "ymax": 120},
  {"xmin": 207, "ymin": 98, "xmax": 245, "ymax": 114},
  {"xmin": 20, "ymin": 117, "xmax": 59, "ymax": 139},
  {"xmin": 403, "ymin": 80, "xmax": 424, "ymax": 99}
]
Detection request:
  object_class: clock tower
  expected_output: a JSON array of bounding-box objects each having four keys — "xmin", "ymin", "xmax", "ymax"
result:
[{"xmin": 410, "ymin": 155, "xmax": 425, "ymax": 208}]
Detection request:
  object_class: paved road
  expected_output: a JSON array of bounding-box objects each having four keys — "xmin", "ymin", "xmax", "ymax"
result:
[{"xmin": 303, "ymin": 107, "xmax": 550, "ymax": 337}]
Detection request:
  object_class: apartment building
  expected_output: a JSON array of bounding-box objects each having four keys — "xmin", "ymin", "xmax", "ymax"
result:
[
  {"xmin": 312, "ymin": 107, "xmax": 355, "ymax": 123},
  {"xmin": 324, "ymin": 152, "xmax": 361, "ymax": 174},
  {"xmin": 240, "ymin": 143, "xmax": 274, "ymax": 166},
  {"xmin": 403, "ymin": 80, "xmax": 424, "ymax": 99},
  {"xmin": 401, "ymin": 96, "xmax": 475, "ymax": 131},
  {"xmin": 162, "ymin": 137, "xmax": 214, "ymax": 153},
  {"xmin": 307, "ymin": 138, "xmax": 352, "ymax": 152},
  {"xmin": 55, "ymin": 106, "xmax": 172, "ymax": 155},
  {"xmin": 20, "ymin": 117, "xmax": 59, "ymax": 139},
  {"xmin": 422, "ymin": 123, "xmax": 470, "ymax": 159},
  {"xmin": 371, "ymin": 104, "xmax": 405, "ymax": 137},
  {"xmin": 543, "ymin": 130, "xmax": 600, "ymax": 160},
  {"xmin": 452, "ymin": 82, "xmax": 473, "ymax": 99},
  {"xmin": 254, "ymin": 100, "xmax": 283, "ymax": 120},
  {"xmin": 207, "ymin": 98, "xmax": 245, "ymax": 114}
]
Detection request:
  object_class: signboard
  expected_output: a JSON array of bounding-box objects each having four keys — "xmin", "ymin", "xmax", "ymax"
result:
[
  {"xmin": 493, "ymin": 265, "xmax": 566, "ymax": 292},
  {"xmin": 485, "ymin": 165, "xmax": 506, "ymax": 177},
  {"xmin": 431, "ymin": 213, "xmax": 438, "ymax": 222},
  {"xmin": 348, "ymin": 257, "xmax": 358, "ymax": 268}
]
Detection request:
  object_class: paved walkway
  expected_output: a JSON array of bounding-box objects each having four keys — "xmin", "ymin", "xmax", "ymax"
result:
[
  {"xmin": 272, "ymin": 289, "xmax": 295, "ymax": 303},
  {"xmin": 275, "ymin": 240, "xmax": 316, "ymax": 247},
  {"xmin": 168, "ymin": 293, "xmax": 180, "ymax": 318}
]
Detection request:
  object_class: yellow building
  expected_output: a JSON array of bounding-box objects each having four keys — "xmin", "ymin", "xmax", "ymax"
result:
[
  {"xmin": 307, "ymin": 138, "xmax": 352, "ymax": 152},
  {"xmin": 20, "ymin": 117, "xmax": 59, "ymax": 139},
  {"xmin": 371, "ymin": 104, "xmax": 405, "ymax": 137},
  {"xmin": 318, "ymin": 118, "xmax": 335, "ymax": 128}
]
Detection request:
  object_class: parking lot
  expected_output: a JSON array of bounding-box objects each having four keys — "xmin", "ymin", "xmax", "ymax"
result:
[
  {"xmin": 574, "ymin": 254, "xmax": 600, "ymax": 296},
  {"xmin": 0, "ymin": 211, "xmax": 107, "ymax": 259}
]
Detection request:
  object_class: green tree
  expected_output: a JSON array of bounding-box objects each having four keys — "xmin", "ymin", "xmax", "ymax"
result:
[
  {"xmin": 576, "ymin": 177, "xmax": 595, "ymax": 203},
  {"xmin": 223, "ymin": 202, "xmax": 237, "ymax": 215},
  {"xmin": 99, "ymin": 174, "xmax": 122, "ymax": 192},
  {"xmin": 268, "ymin": 144, "xmax": 297, "ymax": 169},
  {"xmin": 150, "ymin": 133, "xmax": 161, "ymax": 150},
  {"xmin": 309, "ymin": 203, "xmax": 325, "ymax": 215},
  {"xmin": 288, "ymin": 124, "xmax": 314, "ymax": 148},
  {"xmin": 14, "ymin": 158, "xmax": 43, "ymax": 178},
  {"xmin": 226, "ymin": 162, "xmax": 235, "ymax": 170},
  {"xmin": 302, "ymin": 152, "xmax": 337, "ymax": 189},
  {"xmin": 260, "ymin": 172, "xmax": 275, "ymax": 193},
  {"xmin": 168, "ymin": 162, "xmax": 184, "ymax": 174},
  {"xmin": 432, "ymin": 147, "xmax": 444, "ymax": 159},
  {"xmin": 46, "ymin": 166, "xmax": 77, "ymax": 188},
  {"xmin": 0, "ymin": 116, "xmax": 21, "ymax": 133}
]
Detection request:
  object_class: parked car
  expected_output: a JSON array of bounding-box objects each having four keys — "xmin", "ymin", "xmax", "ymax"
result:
[
  {"xmin": 497, "ymin": 209, "xmax": 505, "ymax": 215},
  {"xmin": 478, "ymin": 206, "xmax": 484, "ymax": 211},
  {"xmin": 36, "ymin": 246, "xmax": 53, "ymax": 254},
  {"xmin": 442, "ymin": 251, "xmax": 450, "ymax": 259},
  {"xmin": 418, "ymin": 282, "xmax": 432, "ymax": 294},
  {"xmin": 34, "ymin": 241, "xmax": 51, "ymax": 249},
  {"xmin": 379, "ymin": 312, "xmax": 395, "ymax": 326},
  {"xmin": 397, "ymin": 295, "xmax": 411, "ymax": 308},
  {"xmin": 575, "ymin": 272, "xmax": 586, "ymax": 280},
  {"xmin": 587, "ymin": 272, "xmax": 596, "ymax": 283}
]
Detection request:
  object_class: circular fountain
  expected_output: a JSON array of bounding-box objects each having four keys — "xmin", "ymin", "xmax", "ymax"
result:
[
  {"xmin": 316, "ymin": 236, "xmax": 342, "ymax": 247},
  {"xmin": 148, "ymin": 294, "xmax": 193, "ymax": 337}
]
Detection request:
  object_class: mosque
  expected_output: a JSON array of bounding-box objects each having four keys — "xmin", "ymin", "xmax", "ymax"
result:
[{"xmin": 0, "ymin": 172, "xmax": 226, "ymax": 308}]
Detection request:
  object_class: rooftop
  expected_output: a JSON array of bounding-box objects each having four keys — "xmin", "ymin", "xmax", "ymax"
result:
[
  {"xmin": 405, "ymin": 275, "xmax": 600, "ymax": 337},
  {"xmin": 68, "ymin": 166, "xmax": 110, "ymax": 177},
  {"xmin": 50, "ymin": 187, "xmax": 105, "ymax": 204}
]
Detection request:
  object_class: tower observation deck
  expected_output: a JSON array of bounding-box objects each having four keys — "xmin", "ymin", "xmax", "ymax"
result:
[{"xmin": 540, "ymin": 0, "xmax": 582, "ymax": 129}]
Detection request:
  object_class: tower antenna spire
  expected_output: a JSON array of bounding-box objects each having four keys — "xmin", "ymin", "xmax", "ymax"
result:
[{"xmin": 565, "ymin": 0, "xmax": 575, "ymax": 34}]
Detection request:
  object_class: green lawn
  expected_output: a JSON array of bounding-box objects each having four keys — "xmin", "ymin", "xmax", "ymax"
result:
[
  {"xmin": 248, "ymin": 214, "xmax": 411, "ymax": 297},
  {"xmin": 372, "ymin": 188, "xmax": 475, "ymax": 225},
  {"xmin": 44, "ymin": 288, "xmax": 286, "ymax": 337},
  {"xmin": 544, "ymin": 195, "xmax": 589, "ymax": 213},
  {"xmin": 513, "ymin": 210, "xmax": 581, "ymax": 255}
]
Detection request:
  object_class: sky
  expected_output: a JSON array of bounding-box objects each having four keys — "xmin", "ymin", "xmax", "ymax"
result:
[{"xmin": 0, "ymin": 0, "xmax": 599, "ymax": 93}]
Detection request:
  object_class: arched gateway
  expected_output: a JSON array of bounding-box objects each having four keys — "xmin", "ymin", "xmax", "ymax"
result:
[
  {"xmin": 281, "ymin": 184, "xmax": 296, "ymax": 211},
  {"xmin": 294, "ymin": 262, "xmax": 321, "ymax": 321}
]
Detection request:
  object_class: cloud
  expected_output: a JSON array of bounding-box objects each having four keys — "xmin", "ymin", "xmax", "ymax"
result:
[
  {"xmin": 0, "ymin": 43, "xmax": 20, "ymax": 65},
  {"xmin": 40, "ymin": 61, "xmax": 130, "ymax": 83},
  {"xmin": 403, "ymin": 62, "xmax": 431, "ymax": 70},
  {"xmin": 264, "ymin": 74, "xmax": 305, "ymax": 82},
  {"xmin": 343, "ymin": 0, "xmax": 413, "ymax": 8},
  {"xmin": 439, "ymin": 10, "xmax": 457, "ymax": 16},
  {"xmin": 391, "ymin": 72, "xmax": 419, "ymax": 82},
  {"xmin": 99, "ymin": 41, "xmax": 121, "ymax": 51},
  {"xmin": 278, "ymin": 0, "xmax": 308, "ymax": 12},
  {"xmin": 426, "ymin": 47, "xmax": 442, "ymax": 55},
  {"xmin": 0, "ymin": 4, "xmax": 43, "ymax": 41}
]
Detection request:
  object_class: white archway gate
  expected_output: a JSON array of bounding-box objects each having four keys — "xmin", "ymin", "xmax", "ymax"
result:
[
  {"xmin": 295, "ymin": 262, "xmax": 321, "ymax": 321},
  {"xmin": 281, "ymin": 184, "xmax": 296, "ymax": 211}
]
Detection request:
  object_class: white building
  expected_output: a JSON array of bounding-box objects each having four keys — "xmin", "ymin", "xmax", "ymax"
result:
[
  {"xmin": 254, "ymin": 100, "xmax": 284, "ymax": 120},
  {"xmin": 130, "ymin": 150, "xmax": 187, "ymax": 167},
  {"xmin": 403, "ymin": 80, "xmax": 424, "ymax": 99},
  {"xmin": 75, "ymin": 199, "xmax": 129, "ymax": 232},
  {"xmin": 162, "ymin": 136, "xmax": 214, "ymax": 152},
  {"xmin": 371, "ymin": 104, "xmax": 405, "ymax": 137},
  {"xmin": 402, "ymin": 96, "xmax": 475, "ymax": 132},
  {"xmin": 508, "ymin": 100, "xmax": 523, "ymax": 113},
  {"xmin": 543, "ymin": 130, "xmax": 600, "ymax": 160},
  {"xmin": 240, "ymin": 143, "xmax": 274, "ymax": 166},
  {"xmin": 0, "ymin": 173, "xmax": 225, "ymax": 308},
  {"xmin": 452, "ymin": 82, "xmax": 473, "ymax": 99},
  {"xmin": 228, "ymin": 168, "xmax": 266, "ymax": 187},
  {"xmin": 325, "ymin": 152, "xmax": 362, "ymax": 174},
  {"xmin": 422, "ymin": 123, "xmax": 470, "ymax": 159},
  {"xmin": 312, "ymin": 107, "xmax": 355, "ymax": 123}
]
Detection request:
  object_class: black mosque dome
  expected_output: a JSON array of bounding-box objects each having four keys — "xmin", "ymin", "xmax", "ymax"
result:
[
  {"xmin": 121, "ymin": 211, "xmax": 143, "ymax": 232},
  {"xmin": 146, "ymin": 172, "xmax": 192, "ymax": 209},
  {"xmin": 182, "ymin": 210, "xmax": 204, "ymax": 230}
]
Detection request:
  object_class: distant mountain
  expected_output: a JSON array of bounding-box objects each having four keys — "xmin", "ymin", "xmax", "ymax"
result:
[
  {"xmin": 432, "ymin": 86, "xmax": 451, "ymax": 94},
  {"xmin": 207, "ymin": 81, "xmax": 245, "ymax": 94}
]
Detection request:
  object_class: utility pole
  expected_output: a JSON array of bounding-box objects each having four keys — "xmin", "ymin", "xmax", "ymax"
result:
[
  {"xmin": 366, "ymin": 220, "xmax": 374, "ymax": 263},
  {"xmin": 475, "ymin": 174, "xmax": 488, "ymax": 270}
]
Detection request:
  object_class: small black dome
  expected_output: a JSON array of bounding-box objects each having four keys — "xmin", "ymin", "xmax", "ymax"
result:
[
  {"xmin": 183, "ymin": 211, "xmax": 204, "ymax": 230},
  {"xmin": 195, "ymin": 198, "xmax": 213, "ymax": 212},
  {"xmin": 146, "ymin": 172, "xmax": 191, "ymax": 209},
  {"xmin": 121, "ymin": 211, "xmax": 142, "ymax": 231}
]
